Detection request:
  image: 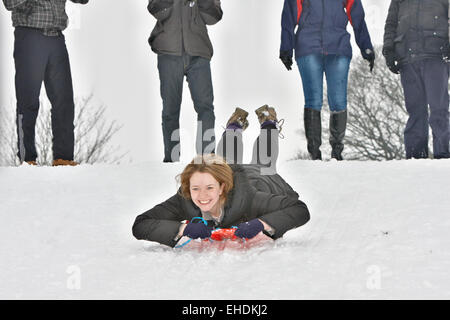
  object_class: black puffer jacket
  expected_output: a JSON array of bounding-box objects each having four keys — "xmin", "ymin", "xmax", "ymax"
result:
[
  {"xmin": 132, "ymin": 164, "xmax": 310, "ymax": 247},
  {"xmin": 383, "ymin": 0, "xmax": 449, "ymax": 65}
]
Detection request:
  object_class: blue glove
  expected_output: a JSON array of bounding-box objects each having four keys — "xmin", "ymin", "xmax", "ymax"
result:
[
  {"xmin": 183, "ymin": 220, "xmax": 211, "ymax": 239},
  {"xmin": 234, "ymin": 219, "xmax": 264, "ymax": 239}
]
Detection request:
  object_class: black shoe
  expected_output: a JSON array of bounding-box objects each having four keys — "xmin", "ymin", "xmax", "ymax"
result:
[
  {"xmin": 304, "ymin": 108, "xmax": 322, "ymax": 160},
  {"xmin": 329, "ymin": 110, "xmax": 347, "ymax": 161},
  {"xmin": 163, "ymin": 156, "xmax": 179, "ymax": 163}
]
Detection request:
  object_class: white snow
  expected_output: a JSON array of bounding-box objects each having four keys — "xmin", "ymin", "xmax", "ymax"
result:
[{"xmin": 1, "ymin": 159, "xmax": 450, "ymax": 299}]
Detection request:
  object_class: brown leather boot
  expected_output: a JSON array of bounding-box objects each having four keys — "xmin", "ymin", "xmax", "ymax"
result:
[
  {"xmin": 255, "ymin": 104, "xmax": 278, "ymax": 124},
  {"xmin": 52, "ymin": 159, "xmax": 78, "ymax": 166},
  {"xmin": 226, "ymin": 107, "xmax": 249, "ymax": 130},
  {"xmin": 26, "ymin": 160, "xmax": 37, "ymax": 166},
  {"xmin": 255, "ymin": 105, "xmax": 284, "ymax": 136}
]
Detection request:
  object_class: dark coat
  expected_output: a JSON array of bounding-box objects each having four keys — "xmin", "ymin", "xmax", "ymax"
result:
[
  {"xmin": 383, "ymin": 0, "xmax": 449, "ymax": 65},
  {"xmin": 147, "ymin": 0, "xmax": 223, "ymax": 60},
  {"xmin": 3, "ymin": 0, "xmax": 89, "ymax": 33},
  {"xmin": 280, "ymin": 0, "xmax": 374, "ymax": 60},
  {"xmin": 132, "ymin": 164, "xmax": 310, "ymax": 247}
]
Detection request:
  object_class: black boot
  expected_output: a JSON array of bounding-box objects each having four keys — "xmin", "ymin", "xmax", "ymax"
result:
[
  {"xmin": 304, "ymin": 108, "xmax": 322, "ymax": 160},
  {"xmin": 329, "ymin": 110, "xmax": 347, "ymax": 161}
]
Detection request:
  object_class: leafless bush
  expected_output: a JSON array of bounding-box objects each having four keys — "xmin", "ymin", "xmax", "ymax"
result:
[
  {"xmin": 345, "ymin": 46, "xmax": 408, "ymax": 160},
  {"xmin": 0, "ymin": 94, "xmax": 127, "ymax": 166}
]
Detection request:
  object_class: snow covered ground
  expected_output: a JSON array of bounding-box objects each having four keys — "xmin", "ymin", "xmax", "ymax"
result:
[{"xmin": 1, "ymin": 159, "xmax": 450, "ymax": 299}]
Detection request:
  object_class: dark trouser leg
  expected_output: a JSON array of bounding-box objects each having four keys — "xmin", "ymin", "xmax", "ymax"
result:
[
  {"xmin": 157, "ymin": 54, "xmax": 184, "ymax": 162},
  {"xmin": 14, "ymin": 27, "xmax": 48, "ymax": 162},
  {"xmin": 44, "ymin": 34, "xmax": 75, "ymax": 161},
  {"xmin": 186, "ymin": 56, "xmax": 216, "ymax": 155},
  {"xmin": 216, "ymin": 126, "xmax": 244, "ymax": 164},
  {"xmin": 400, "ymin": 62, "xmax": 429, "ymax": 159},
  {"xmin": 422, "ymin": 59, "xmax": 450, "ymax": 159},
  {"xmin": 251, "ymin": 123, "xmax": 279, "ymax": 175}
]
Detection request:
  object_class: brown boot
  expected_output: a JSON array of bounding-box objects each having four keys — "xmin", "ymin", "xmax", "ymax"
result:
[
  {"xmin": 52, "ymin": 159, "xmax": 78, "ymax": 166},
  {"xmin": 255, "ymin": 105, "xmax": 284, "ymax": 135},
  {"xmin": 255, "ymin": 105, "xmax": 278, "ymax": 123},
  {"xmin": 226, "ymin": 107, "xmax": 249, "ymax": 130},
  {"xmin": 25, "ymin": 160, "xmax": 37, "ymax": 166}
]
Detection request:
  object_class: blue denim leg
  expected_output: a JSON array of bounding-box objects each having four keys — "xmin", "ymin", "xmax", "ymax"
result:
[
  {"xmin": 297, "ymin": 54, "xmax": 324, "ymax": 111},
  {"xmin": 297, "ymin": 54, "xmax": 350, "ymax": 112},
  {"xmin": 324, "ymin": 55, "xmax": 351, "ymax": 112}
]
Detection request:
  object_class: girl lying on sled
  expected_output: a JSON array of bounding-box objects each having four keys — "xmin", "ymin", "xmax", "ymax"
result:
[{"xmin": 132, "ymin": 106, "xmax": 310, "ymax": 248}]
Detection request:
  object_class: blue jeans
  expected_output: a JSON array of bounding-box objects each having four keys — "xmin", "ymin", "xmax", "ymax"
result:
[{"xmin": 296, "ymin": 54, "xmax": 351, "ymax": 112}]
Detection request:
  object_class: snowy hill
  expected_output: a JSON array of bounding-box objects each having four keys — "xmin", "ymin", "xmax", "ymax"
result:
[{"xmin": 1, "ymin": 159, "xmax": 450, "ymax": 299}]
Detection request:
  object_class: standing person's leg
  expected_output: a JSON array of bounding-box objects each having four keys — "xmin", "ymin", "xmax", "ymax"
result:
[
  {"xmin": 216, "ymin": 108, "xmax": 248, "ymax": 164},
  {"xmin": 157, "ymin": 54, "xmax": 184, "ymax": 162},
  {"xmin": 324, "ymin": 54, "xmax": 351, "ymax": 160},
  {"xmin": 185, "ymin": 55, "xmax": 216, "ymax": 156},
  {"xmin": 422, "ymin": 58, "xmax": 450, "ymax": 159},
  {"xmin": 44, "ymin": 33, "xmax": 75, "ymax": 162},
  {"xmin": 400, "ymin": 62, "xmax": 429, "ymax": 159},
  {"xmin": 14, "ymin": 27, "xmax": 49, "ymax": 163},
  {"xmin": 251, "ymin": 105, "xmax": 280, "ymax": 175},
  {"xmin": 297, "ymin": 54, "xmax": 324, "ymax": 160}
]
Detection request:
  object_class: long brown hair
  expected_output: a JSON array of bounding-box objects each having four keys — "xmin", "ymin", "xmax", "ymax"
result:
[{"xmin": 177, "ymin": 154, "xmax": 234, "ymax": 205}]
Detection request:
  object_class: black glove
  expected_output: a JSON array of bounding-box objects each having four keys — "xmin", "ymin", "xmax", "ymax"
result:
[
  {"xmin": 383, "ymin": 49, "xmax": 400, "ymax": 74},
  {"xmin": 183, "ymin": 219, "xmax": 211, "ymax": 239},
  {"xmin": 363, "ymin": 49, "xmax": 375, "ymax": 73},
  {"xmin": 442, "ymin": 44, "xmax": 450, "ymax": 62},
  {"xmin": 197, "ymin": 0, "xmax": 214, "ymax": 9},
  {"xmin": 148, "ymin": 0, "xmax": 173, "ymax": 15},
  {"xmin": 234, "ymin": 219, "xmax": 264, "ymax": 239},
  {"xmin": 279, "ymin": 51, "xmax": 293, "ymax": 71}
]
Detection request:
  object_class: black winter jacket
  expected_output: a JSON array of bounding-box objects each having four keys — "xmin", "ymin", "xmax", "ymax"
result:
[
  {"xmin": 147, "ymin": 0, "xmax": 223, "ymax": 60},
  {"xmin": 132, "ymin": 164, "xmax": 310, "ymax": 247},
  {"xmin": 383, "ymin": 0, "xmax": 449, "ymax": 65}
]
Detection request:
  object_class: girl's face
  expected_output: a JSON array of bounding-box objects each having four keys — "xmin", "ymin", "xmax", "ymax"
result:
[{"xmin": 189, "ymin": 171, "xmax": 224, "ymax": 214}]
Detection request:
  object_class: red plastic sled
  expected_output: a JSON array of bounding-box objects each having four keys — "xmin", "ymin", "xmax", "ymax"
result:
[{"xmin": 175, "ymin": 228, "xmax": 272, "ymax": 251}]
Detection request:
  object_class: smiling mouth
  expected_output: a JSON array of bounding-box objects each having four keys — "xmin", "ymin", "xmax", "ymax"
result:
[{"xmin": 199, "ymin": 200, "xmax": 211, "ymax": 205}]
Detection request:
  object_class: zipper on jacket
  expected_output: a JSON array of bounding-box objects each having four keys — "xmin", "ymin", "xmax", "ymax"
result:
[
  {"xmin": 414, "ymin": 0, "xmax": 421, "ymax": 58},
  {"xmin": 416, "ymin": 0, "xmax": 421, "ymax": 30},
  {"xmin": 321, "ymin": 0, "xmax": 325, "ymax": 55},
  {"xmin": 181, "ymin": 0, "xmax": 186, "ymax": 54}
]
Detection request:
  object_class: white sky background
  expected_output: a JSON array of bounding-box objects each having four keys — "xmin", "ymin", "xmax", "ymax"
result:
[{"xmin": 0, "ymin": 0, "xmax": 390, "ymax": 163}]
